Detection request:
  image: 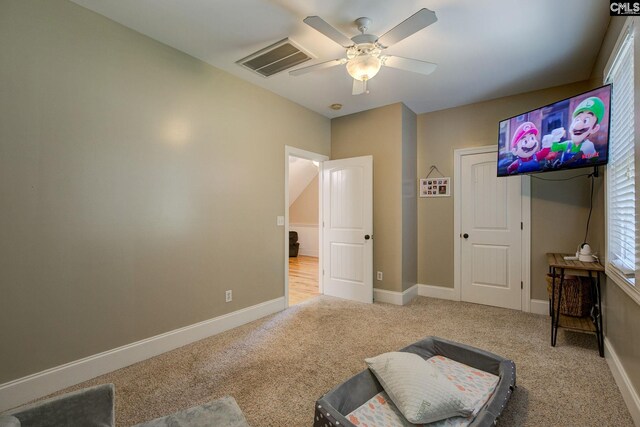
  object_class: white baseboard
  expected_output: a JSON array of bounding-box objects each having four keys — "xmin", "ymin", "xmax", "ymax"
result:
[
  {"xmin": 605, "ymin": 338, "xmax": 640, "ymax": 426},
  {"xmin": 0, "ymin": 297, "xmax": 285, "ymax": 412},
  {"xmin": 298, "ymin": 249, "xmax": 319, "ymax": 257},
  {"xmin": 290, "ymin": 224, "xmax": 318, "ymax": 258},
  {"xmin": 417, "ymin": 284, "xmax": 459, "ymax": 301},
  {"xmin": 402, "ymin": 285, "xmax": 418, "ymax": 305},
  {"xmin": 417, "ymin": 285, "xmax": 543, "ymax": 314},
  {"xmin": 374, "ymin": 284, "xmax": 418, "ymax": 306},
  {"xmin": 530, "ymin": 299, "xmax": 550, "ymax": 316}
]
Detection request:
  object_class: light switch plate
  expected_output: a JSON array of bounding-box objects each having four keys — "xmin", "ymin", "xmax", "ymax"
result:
[{"xmin": 276, "ymin": 216, "xmax": 284, "ymax": 226}]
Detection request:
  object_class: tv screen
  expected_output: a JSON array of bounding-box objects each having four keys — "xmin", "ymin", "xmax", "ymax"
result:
[{"xmin": 497, "ymin": 85, "xmax": 611, "ymax": 177}]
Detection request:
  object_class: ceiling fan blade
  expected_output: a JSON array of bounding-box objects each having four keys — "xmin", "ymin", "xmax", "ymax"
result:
[
  {"xmin": 304, "ymin": 16, "xmax": 353, "ymax": 48},
  {"xmin": 352, "ymin": 79, "xmax": 367, "ymax": 95},
  {"xmin": 289, "ymin": 59, "xmax": 346, "ymax": 76},
  {"xmin": 377, "ymin": 9, "xmax": 437, "ymax": 49},
  {"xmin": 383, "ymin": 56, "xmax": 437, "ymax": 75}
]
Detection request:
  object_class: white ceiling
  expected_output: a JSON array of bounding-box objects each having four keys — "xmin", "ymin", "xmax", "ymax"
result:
[{"xmin": 70, "ymin": 0, "xmax": 610, "ymax": 119}]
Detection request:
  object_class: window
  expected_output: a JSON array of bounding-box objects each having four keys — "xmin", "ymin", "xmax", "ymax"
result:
[{"xmin": 605, "ymin": 21, "xmax": 638, "ymax": 300}]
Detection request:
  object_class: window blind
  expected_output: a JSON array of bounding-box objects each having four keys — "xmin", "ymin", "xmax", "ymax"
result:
[{"xmin": 606, "ymin": 29, "xmax": 636, "ymax": 281}]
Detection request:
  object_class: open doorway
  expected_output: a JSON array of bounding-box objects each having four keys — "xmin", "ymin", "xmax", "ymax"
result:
[
  {"xmin": 288, "ymin": 156, "xmax": 319, "ymax": 305},
  {"xmin": 284, "ymin": 147, "xmax": 327, "ymax": 307}
]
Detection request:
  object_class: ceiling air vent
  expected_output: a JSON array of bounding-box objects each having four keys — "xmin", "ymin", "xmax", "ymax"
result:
[{"xmin": 237, "ymin": 38, "xmax": 313, "ymax": 77}]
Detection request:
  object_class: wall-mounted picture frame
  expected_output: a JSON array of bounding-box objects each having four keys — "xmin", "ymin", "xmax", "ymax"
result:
[{"xmin": 419, "ymin": 177, "xmax": 450, "ymax": 198}]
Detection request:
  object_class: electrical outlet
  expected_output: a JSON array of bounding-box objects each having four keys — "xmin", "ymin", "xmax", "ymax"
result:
[
  {"xmin": 377, "ymin": 271, "xmax": 383, "ymax": 281},
  {"xmin": 225, "ymin": 290, "xmax": 232, "ymax": 302}
]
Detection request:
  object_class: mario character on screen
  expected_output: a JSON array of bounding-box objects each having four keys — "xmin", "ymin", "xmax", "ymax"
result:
[{"xmin": 506, "ymin": 122, "xmax": 552, "ymax": 174}]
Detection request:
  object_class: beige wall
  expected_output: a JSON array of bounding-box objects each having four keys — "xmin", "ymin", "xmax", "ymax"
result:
[
  {"xmin": 331, "ymin": 104, "xmax": 404, "ymax": 292},
  {"xmin": 530, "ymin": 172, "xmax": 604, "ymax": 300},
  {"xmin": 605, "ymin": 282, "xmax": 640, "ymax": 399},
  {"xmin": 595, "ymin": 17, "xmax": 640, "ymax": 400},
  {"xmin": 401, "ymin": 105, "xmax": 418, "ymax": 291},
  {"xmin": 417, "ymin": 80, "xmax": 600, "ymax": 299},
  {"xmin": 0, "ymin": 0, "xmax": 330, "ymax": 384},
  {"xmin": 289, "ymin": 175, "xmax": 319, "ymax": 225}
]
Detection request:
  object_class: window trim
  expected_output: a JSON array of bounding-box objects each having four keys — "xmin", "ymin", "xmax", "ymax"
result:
[
  {"xmin": 604, "ymin": 17, "xmax": 640, "ymax": 306},
  {"xmin": 604, "ymin": 17, "xmax": 634, "ymax": 79},
  {"xmin": 606, "ymin": 260, "xmax": 640, "ymax": 306}
]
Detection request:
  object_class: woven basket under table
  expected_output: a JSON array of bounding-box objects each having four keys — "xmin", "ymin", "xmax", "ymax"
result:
[{"xmin": 546, "ymin": 274, "xmax": 592, "ymax": 318}]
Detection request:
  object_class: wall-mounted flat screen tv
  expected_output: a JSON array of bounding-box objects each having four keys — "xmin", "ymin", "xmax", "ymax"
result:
[{"xmin": 497, "ymin": 84, "xmax": 611, "ymax": 177}]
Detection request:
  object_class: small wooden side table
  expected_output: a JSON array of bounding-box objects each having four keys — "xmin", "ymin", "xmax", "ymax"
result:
[{"xmin": 547, "ymin": 253, "xmax": 605, "ymax": 357}]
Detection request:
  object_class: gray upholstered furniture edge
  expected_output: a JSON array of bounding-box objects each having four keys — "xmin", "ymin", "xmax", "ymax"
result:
[
  {"xmin": 314, "ymin": 336, "xmax": 517, "ymax": 427},
  {"xmin": 0, "ymin": 383, "xmax": 114, "ymax": 427},
  {"xmin": 0, "ymin": 386, "xmax": 252, "ymax": 427},
  {"xmin": 132, "ymin": 396, "xmax": 250, "ymax": 427}
]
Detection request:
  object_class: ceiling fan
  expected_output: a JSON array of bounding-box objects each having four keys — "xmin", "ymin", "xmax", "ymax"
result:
[{"xmin": 290, "ymin": 9, "xmax": 438, "ymax": 95}]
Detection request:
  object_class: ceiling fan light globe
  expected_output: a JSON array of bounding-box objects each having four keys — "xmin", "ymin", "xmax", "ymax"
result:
[{"xmin": 346, "ymin": 54, "xmax": 382, "ymax": 81}]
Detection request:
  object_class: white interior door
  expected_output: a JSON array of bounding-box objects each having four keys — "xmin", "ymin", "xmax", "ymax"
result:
[
  {"xmin": 322, "ymin": 156, "xmax": 373, "ymax": 304},
  {"xmin": 460, "ymin": 152, "xmax": 522, "ymax": 310}
]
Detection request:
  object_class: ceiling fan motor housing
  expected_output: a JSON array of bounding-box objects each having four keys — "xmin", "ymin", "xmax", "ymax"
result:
[
  {"xmin": 351, "ymin": 33, "xmax": 378, "ymax": 45},
  {"xmin": 347, "ymin": 43, "xmax": 380, "ymax": 59}
]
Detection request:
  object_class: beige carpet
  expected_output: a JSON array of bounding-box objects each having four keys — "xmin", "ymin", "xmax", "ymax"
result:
[{"xmin": 55, "ymin": 296, "xmax": 633, "ymax": 426}]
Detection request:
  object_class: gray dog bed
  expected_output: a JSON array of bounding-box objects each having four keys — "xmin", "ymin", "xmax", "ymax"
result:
[{"xmin": 313, "ymin": 336, "xmax": 516, "ymax": 427}]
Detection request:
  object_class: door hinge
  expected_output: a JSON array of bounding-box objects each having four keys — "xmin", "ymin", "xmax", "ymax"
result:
[
  {"xmin": 520, "ymin": 222, "xmax": 523, "ymax": 230},
  {"xmin": 323, "ymin": 269, "xmax": 325, "ymax": 276},
  {"xmin": 521, "ymin": 281, "xmax": 523, "ymax": 289}
]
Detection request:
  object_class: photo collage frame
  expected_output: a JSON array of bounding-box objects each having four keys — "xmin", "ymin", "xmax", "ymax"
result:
[{"xmin": 419, "ymin": 177, "xmax": 450, "ymax": 198}]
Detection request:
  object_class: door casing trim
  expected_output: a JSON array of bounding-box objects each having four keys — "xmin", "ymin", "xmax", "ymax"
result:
[{"xmin": 453, "ymin": 145, "xmax": 532, "ymax": 312}]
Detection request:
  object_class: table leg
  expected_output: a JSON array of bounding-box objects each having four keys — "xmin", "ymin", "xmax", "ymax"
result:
[
  {"xmin": 548, "ymin": 265, "xmax": 553, "ymax": 316},
  {"xmin": 552, "ymin": 268, "xmax": 565, "ymax": 347},
  {"xmin": 550, "ymin": 267, "xmax": 556, "ymax": 345},
  {"xmin": 593, "ymin": 271, "xmax": 604, "ymax": 357}
]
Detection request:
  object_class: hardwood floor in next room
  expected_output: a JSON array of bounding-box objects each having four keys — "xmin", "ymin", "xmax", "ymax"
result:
[{"xmin": 288, "ymin": 255, "xmax": 319, "ymax": 306}]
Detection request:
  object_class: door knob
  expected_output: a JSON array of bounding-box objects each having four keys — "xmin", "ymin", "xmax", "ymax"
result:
[
  {"xmin": 463, "ymin": 233, "xmax": 469, "ymax": 239},
  {"xmin": 364, "ymin": 234, "xmax": 371, "ymax": 240}
]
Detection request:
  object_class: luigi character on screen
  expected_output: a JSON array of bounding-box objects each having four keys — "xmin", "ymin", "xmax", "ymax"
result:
[{"xmin": 550, "ymin": 96, "xmax": 606, "ymax": 165}]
